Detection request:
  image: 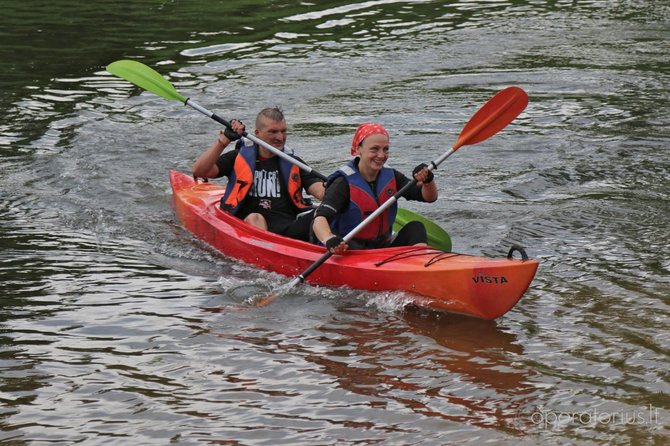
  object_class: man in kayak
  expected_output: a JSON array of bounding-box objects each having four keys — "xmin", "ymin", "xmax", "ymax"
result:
[
  {"xmin": 192, "ymin": 107, "xmax": 325, "ymax": 241},
  {"xmin": 312, "ymin": 122, "xmax": 437, "ymax": 254}
]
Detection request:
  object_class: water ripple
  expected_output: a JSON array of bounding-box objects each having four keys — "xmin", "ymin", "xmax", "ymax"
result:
[{"xmin": 2, "ymin": 1, "xmax": 669, "ymax": 444}]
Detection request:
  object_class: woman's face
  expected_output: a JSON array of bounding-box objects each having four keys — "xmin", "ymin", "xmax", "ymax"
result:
[{"xmin": 356, "ymin": 133, "xmax": 389, "ymax": 174}]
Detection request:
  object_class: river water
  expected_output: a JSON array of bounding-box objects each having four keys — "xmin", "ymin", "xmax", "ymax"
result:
[{"xmin": 1, "ymin": 1, "xmax": 668, "ymax": 444}]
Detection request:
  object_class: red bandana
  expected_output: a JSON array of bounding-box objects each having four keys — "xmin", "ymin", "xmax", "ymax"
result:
[{"xmin": 350, "ymin": 122, "xmax": 389, "ymax": 156}]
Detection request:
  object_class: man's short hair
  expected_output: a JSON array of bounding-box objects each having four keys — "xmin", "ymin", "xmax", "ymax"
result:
[{"xmin": 256, "ymin": 106, "xmax": 285, "ymax": 128}]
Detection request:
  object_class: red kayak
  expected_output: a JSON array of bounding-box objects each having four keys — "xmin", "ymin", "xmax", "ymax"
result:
[{"xmin": 170, "ymin": 170, "xmax": 538, "ymax": 319}]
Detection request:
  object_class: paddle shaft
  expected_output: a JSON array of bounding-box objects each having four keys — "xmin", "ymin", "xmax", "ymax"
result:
[{"xmin": 187, "ymin": 100, "xmax": 327, "ymax": 181}]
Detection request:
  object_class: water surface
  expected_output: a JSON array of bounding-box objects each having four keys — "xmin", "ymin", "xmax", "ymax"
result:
[{"xmin": 1, "ymin": 1, "xmax": 668, "ymax": 444}]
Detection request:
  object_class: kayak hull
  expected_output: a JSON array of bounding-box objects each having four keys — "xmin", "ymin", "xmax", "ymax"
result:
[{"xmin": 169, "ymin": 170, "xmax": 539, "ymax": 320}]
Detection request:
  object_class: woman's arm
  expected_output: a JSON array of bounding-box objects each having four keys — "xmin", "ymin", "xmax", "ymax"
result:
[
  {"xmin": 312, "ymin": 177, "xmax": 349, "ymax": 253},
  {"xmin": 419, "ymin": 177, "xmax": 438, "ymax": 202}
]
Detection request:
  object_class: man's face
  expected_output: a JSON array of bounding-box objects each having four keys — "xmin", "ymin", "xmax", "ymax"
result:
[{"xmin": 255, "ymin": 117, "xmax": 287, "ymax": 150}]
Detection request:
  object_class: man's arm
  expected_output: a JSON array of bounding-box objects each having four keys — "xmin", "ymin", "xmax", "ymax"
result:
[
  {"xmin": 192, "ymin": 135, "xmax": 229, "ymax": 178},
  {"xmin": 192, "ymin": 120, "xmax": 245, "ymax": 178},
  {"xmin": 306, "ymin": 181, "xmax": 325, "ymax": 200}
]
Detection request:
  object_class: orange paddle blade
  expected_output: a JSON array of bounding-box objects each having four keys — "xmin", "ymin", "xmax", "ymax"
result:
[
  {"xmin": 453, "ymin": 86, "xmax": 528, "ymax": 150},
  {"xmin": 251, "ymin": 292, "xmax": 278, "ymax": 307}
]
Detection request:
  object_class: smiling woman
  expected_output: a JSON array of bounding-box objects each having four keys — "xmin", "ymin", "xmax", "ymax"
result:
[{"xmin": 1, "ymin": 0, "xmax": 669, "ymax": 445}]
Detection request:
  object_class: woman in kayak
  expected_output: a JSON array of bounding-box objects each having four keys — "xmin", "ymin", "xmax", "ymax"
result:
[
  {"xmin": 192, "ymin": 107, "xmax": 325, "ymax": 241},
  {"xmin": 312, "ymin": 123, "xmax": 437, "ymax": 254}
]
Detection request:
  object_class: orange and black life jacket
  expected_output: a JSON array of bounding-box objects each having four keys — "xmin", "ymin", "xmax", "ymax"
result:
[{"xmin": 221, "ymin": 143, "xmax": 312, "ymax": 215}]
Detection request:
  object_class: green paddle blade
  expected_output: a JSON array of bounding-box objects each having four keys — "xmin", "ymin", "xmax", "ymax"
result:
[
  {"xmin": 395, "ymin": 208, "xmax": 452, "ymax": 252},
  {"xmin": 107, "ymin": 60, "xmax": 187, "ymax": 104}
]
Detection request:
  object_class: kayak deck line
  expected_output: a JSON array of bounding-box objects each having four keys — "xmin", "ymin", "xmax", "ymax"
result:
[
  {"xmin": 373, "ymin": 248, "xmax": 460, "ymax": 267},
  {"xmin": 424, "ymin": 252, "xmax": 463, "ymax": 267},
  {"xmin": 374, "ymin": 247, "xmax": 443, "ymax": 266},
  {"xmin": 169, "ymin": 170, "xmax": 539, "ymax": 320}
]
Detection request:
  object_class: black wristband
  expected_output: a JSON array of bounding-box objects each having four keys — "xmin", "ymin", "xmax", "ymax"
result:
[
  {"xmin": 223, "ymin": 126, "xmax": 240, "ymax": 141},
  {"xmin": 325, "ymin": 235, "xmax": 344, "ymax": 250},
  {"xmin": 413, "ymin": 163, "xmax": 434, "ymax": 183}
]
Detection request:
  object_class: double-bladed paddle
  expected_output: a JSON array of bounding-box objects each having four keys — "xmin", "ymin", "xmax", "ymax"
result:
[
  {"xmin": 106, "ymin": 59, "xmax": 452, "ymax": 249},
  {"xmin": 253, "ymin": 86, "xmax": 529, "ymax": 307}
]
